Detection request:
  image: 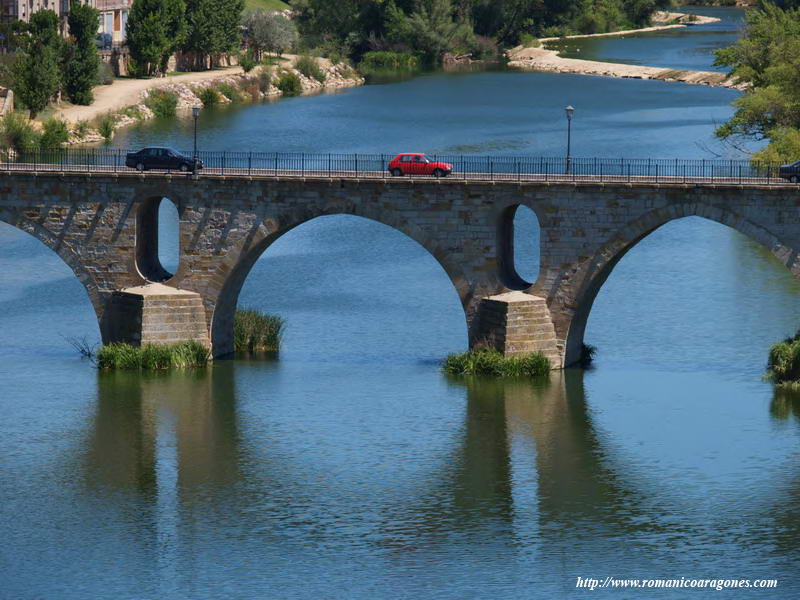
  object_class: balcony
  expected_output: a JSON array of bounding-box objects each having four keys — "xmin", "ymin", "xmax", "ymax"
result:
[{"xmin": 91, "ymin": 0, "xmax": 131, "ymax": 11}]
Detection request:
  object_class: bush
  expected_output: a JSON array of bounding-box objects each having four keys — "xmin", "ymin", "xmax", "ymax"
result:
[
  {"xmin": 276, "ymin": 70, "xmax": 302, "ymax": 96},
  {"xmin": 257, "ymin": 67, "xmax": 273, "ymax": 93},
  {"xmin": 95, "ymin": 113, "xmax": 115, "ymax": 140},
  {"xmin": 358, "ymin": 51, "xmax": 420, "ymax": 72},
  {"xmin": 1, "ymin": 112, "xmax": 40, "ymax": 150},
  {"xmin": 234, "ymin": 308, "xmax": 284, "ymax": 352},
  {"xmin": 519, "ymin": 33, "xmax": 540, "ymax": 48},
  {"xmin": 39, "ymin": 117, "xmax": 69, "ymax": 149},
  {"xmin": 295, "ymin": 55, "xmax": 326, "ymax": 83},
  {"xmin": 216, "ymin": 82, "xmax": 241, "ymax": 102},
  {"xmin": 144, "ymin": 88, "xmax": 178, "ymax": 118},
  {"xmin": 96, "ymin": 341, "xmax": 210, "ymax": 370},
  {"xmin": 238, "ymin": 80, "xmax": 261, "ymax": 102},
  {"xmin": 442, "ymin": 347, "xmax": 550, "ymax": 377},
  {"xmin": 767, "ymin": 331, "xmax": 800, "ymax": 385},
  {"xmin": 96, "ymin": 60, "xmax": 114, "ymax": 85},
  {"xmin": 239, "ymin": 50, "xmax": 258, "ymax": 73},
  {"xmin": 197, "ymin": 86, "xmax": 220, "ymax": 107},
  {"xmin": 74, "ymin": 119, "xmax": 90, "ymax": 137}
]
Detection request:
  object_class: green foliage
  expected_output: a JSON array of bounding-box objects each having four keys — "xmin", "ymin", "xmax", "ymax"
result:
[
  {"xmin": 126, "ymin": 0, "xmax": 187, "ymax": 76},
  {"xmin": 358, "ymin": 51, "xmax": 420, "ymax": 72},
  {"xmin": 276, "ymin": 70, "xmax": 302, "ymax": 96},
  {"xmin": 1, "ymin": 112, "xmax": 40, "ymax": 150},
  {"xmin": 97, "ymin": 341, "xmax": 210, "ymax": 370},
  {"xmin": 74, "ymin": 119, "xmax": 91, "ymax": 137},
  {"xmin": 767, "ymin": 331, "xmax": 800, "ymax": 385},
  {"xmin": 386, "ymin": 0, "xmax": 475, "ymax": 62},
  {"xmin": 184, "ymin": 0, "xmax": 245, "ymax": 69},
  {"xmin": 65, "ymin": 3, "xmax": 101, "ymax": 106},
  {"xmin": 519, "ymin": 33, "xmax": 540, "ymax": 48},
  {"xmin": 144, "ymin": 88, "xmax": 179, "ymax": 117},
  {"xmin": 714, "ymin": 3, "xmax": 800, "ymax": 157},
  {"xmin": 257, "ymin": 66, "xmax": 273, "ymax": 92},
  {"xmin": 96, "ymin": 61, "xmax": 115, "ymax": 85},
  {"xmin": 234, "ymin": 308, "xmax": 285, "ymax": 351},
  {"xmin": 95, "ymin": 113, "xmax": 115, "ymax": 140},
  {"xmin": 11, "ymin": 9, "xmax": 62, "ymax": 119},
  {"xmin": 442, "ymin": 347, "xmax": 550, "ymax": 377},
  {"xmin": 216, "ymin": 81, "xmax": 241, "ymax": 102},
  {"xmin": 196, "ymin": 85, "xmax": 220, "ymax": 106},
  {"xmin": 239, "ymin": 49, "xmax": 258, "ymax": 72},
  {"xmin": 39, "ymin": 117, "xmax": 69, "ymax": 148},
  {"xmin": 242, "ymin": 9, "xmax": 298, "ymax": 59},
  {"xmin": 752, "ymin": 127, "xmax": 800, "ymax": 164},
  {"xmin": 295, "ymin": 54, "xmax": 326, "ymax": 82}
]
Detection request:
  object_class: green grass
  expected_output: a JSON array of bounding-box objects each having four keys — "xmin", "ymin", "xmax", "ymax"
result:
[
  {"xmin": 216, "ymin": 82, "xmax": 241, "ymax": 102},
  {"xmin": 244, "ymin": 0, "xmax": 289, "ymax": 10},
  {"xmin": 234, "ymin": 308, "xmax": 284, "ymax": 352},
  {"xmin": 295, "ymin": 55, "xmax": 326, "ymax": 83},
  {"xmin": 196, "ymin": 86, "xmax": 221, "ymax": 107},
  {"xmin": 276, "ymin": 70, "xmax": 302, "ymax": 96},
  {"xmin": 442, "ymin": 347, "xmax": 550, "ymax": 377},
  {"xmin": 144, "ymin": 89, "xmax": 179, "ymax": 118},
  {"xmin": 97, "ymin": 341, "xmax": 210, "ymax": 370},
  {"xmin": 1, "ymin": 112, "xmax": 40, "ymax": 150}
]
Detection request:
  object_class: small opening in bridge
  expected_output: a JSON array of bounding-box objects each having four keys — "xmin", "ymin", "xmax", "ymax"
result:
[
  {"xmin": 136, "ymin": 197, "xmax": 180, "ymax": 282},
  {"xmin": 500, "ymin": 204, "xmax": 540, "ymax": 289}
]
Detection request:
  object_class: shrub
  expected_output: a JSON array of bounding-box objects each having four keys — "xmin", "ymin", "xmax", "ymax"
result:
[
  {"xmin": 442, "ymin": 347, "xmax": 550, "ymax": 377},
  {"xmin": 295, "ymin": 55, "xmax": 326, "ymax": 83},
  {"xmin": 519, "ymin": 33, "xmax": 541, "ymax": 48},
  {"xmin": 95, "ymin": 113, "xmax": 115, "ymax": 140},
  {"xmin": 1, "ymin": 112, "xmax": 40, "ymax": 150},
  {"xmin": 74, "ymin": 119, "xmax": 91, "ymax": 137},
  {"xmin": 767, "ymin": 331, "xmax": 800, "ymax": 385},
  {"xmin": 579, "ymin": 343, "xmax": 597, "ymax": 367},
  {"xmin": 276, "ymin": 70, "xmax": 302, "ymax": 96},
  {"xmin": 216, "ymin": 82, "xmax": 241, "ymax": 102},
  {"xmin": 358, "ymin": 51, "xmax": 420, "ymax": 72},
  {"xmin": 257, "ymin": 67, "xmax": 273, "ymax": 93},
  {"xmin": 234, "ymin": 308, "xmax": 285, "ymax": 352},
  {"xmin": 197, "ymin": 86, "xmax": 220, "ymax": 107},
  {"xmin": 144, "ymin": 88, "xmax": 178, "ymax": 118},
  {"xmin": 121, "ymin": 105, "xmax": 142, "ymax": 119},
  {"xmin": 96, "ymin": 341, "xmax": 210, "ymax": 370},
  {"xmin": 96, "ymin": 61, "xmax": 114, "ymax": 85},
  {"xmin": 239, "ymin": 50, "xmax": 258, "ymax": 73},
  {"xmin": 39, "ymin": 117, "xmax": 69, "ymax": 149},
  {"xmin": 239, "ymin": 80, "xmax": 261, "ymax": 102}
]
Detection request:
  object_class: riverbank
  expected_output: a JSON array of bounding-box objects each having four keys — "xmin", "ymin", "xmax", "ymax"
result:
[
  {"xmin": 507, "ymin": 11, "xmax": 741, "ymax": 89},
  {"xmin": 54, "ymin": 56, "xmax": 364, "ymax": 143}
]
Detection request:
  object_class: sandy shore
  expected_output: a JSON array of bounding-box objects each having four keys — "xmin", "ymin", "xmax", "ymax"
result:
[{"xmin": 507, "ymin": 12, "xmax": 740, "ymax": 89}]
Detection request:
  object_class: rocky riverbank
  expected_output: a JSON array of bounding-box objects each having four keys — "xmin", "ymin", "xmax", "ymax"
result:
[{"xmin": 58, "ymin": 57, "xmax": 364, "ymax": 144}]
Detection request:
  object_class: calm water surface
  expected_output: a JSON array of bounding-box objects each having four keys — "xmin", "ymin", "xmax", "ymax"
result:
[{"xmin": 3, "ymin": 15, "xmax": 800, "ymax": 599}]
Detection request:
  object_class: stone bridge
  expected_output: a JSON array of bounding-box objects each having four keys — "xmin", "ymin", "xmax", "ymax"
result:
[{"xmin": 1, "ymin": 171, "xmax": 798, "ymax": 367}]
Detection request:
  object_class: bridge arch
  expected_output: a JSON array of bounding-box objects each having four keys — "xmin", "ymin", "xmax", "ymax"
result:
[
  {"xmin": 0, "ymin": 207, "xmax": 103, "ymax": 317},
  {"xmin": 206, "ymin": 206, "xmax": 474, "ymax": 357},
  {"xmin": 561, "ymin": 202, "xmax": 800, "ymax": 366},
  {"xmin": 135, "ymin": 196, "xmax": 181, "ymax": 282},
  {"xmin": 498, "ymin": 203, "xmax": 541, "ymax": 289}
]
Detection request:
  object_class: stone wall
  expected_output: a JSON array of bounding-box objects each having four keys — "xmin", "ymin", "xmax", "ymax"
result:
[{"xmin": 0, "ymin": 171, "xmax": 798, "ymax": 367}]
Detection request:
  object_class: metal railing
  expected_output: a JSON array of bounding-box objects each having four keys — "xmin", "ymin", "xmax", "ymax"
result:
[{"xmin": 2, "ymin": 148, "xmax": 796, "ymax": 186}]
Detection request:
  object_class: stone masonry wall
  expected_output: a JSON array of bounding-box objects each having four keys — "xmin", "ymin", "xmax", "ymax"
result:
[{"xmin": 0, "ymin": 171, "xmax": 798, "ymax": 366}]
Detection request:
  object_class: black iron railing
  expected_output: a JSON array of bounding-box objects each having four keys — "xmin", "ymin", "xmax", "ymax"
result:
[{"xmin": 1, "ymin": 148, "xmax": 795, "ymax": 185}]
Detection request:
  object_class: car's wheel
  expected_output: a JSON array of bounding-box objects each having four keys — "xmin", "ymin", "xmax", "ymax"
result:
[
  {"xmin": 433, "ymin": 169, "xmax": 444, "ymax": 178},
  {"xmin": 180, "ymin": 163, "xmax": 189, "ymax": 172},
  {"xmin": 391, "ymin": 168, "xmax": 403, "ymax": 177},
  {"xmin": 791, "ymin": 175, "xmax": 798, "ymax": 183},
  {"xmin": 136, "ymin": 162, "xmax": 145, "ymax": 172}
]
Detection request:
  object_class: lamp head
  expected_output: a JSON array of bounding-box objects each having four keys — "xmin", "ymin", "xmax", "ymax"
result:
[
  {"xmin": 192, "ymin": 105, "xmax": 201, "ymax": 119},
  {"xmin": 565, "ymin": 105, "xmax": 574, "ymax": 120}
]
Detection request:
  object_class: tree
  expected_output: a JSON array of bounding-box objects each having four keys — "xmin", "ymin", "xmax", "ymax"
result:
[
  {"xmin": 126, "ymin": 0, "xmax": 187, "ymax": 76},
  {"xmin": 714, "ymin": 3, "xmax": 800, "ymax": 161},
  {"xmin": 183, "ymin": 0, "xmax": 243, "ymax": 70},
  {"xmin": 11, "ymin": 10, "xmax": 61, "ymax": 118},
  {"xmin": 386, "ymin": 0, "xmax": 474, "ymax": 62},
  {"xmin": 65, "ymin": 3, "xmax": 100, "ymax": 105},
  {"xmin": 243, "ymin": 10, "xmax": 298, "ymax": 59}
]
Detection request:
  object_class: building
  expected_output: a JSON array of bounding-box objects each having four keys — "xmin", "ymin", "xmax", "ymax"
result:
[{"xmin": 0, "ymin": 0, "xmax": 130, "ymax": 43}]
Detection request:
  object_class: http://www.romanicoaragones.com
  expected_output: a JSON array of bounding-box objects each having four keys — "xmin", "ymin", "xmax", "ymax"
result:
[{"xmin": 576, "ymin": 577, "xmax": 778, "ymax": 592}]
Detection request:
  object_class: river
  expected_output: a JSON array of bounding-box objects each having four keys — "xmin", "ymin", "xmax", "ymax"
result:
[{"xmin": 3, "ymin": 8, "xmax": 800, "ymax": 598}]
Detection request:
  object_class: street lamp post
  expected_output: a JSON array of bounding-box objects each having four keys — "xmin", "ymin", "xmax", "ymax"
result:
[
  {"xmin": 565, "ymin": 105, "xmax": 574, "ymax": 175},
  {"xmin": 192, "ymin": 105, "xmax": 201, "ymax": 173}
]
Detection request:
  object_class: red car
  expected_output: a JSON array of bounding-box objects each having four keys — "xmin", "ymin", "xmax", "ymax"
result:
[{"xmin": 388, "ymin": 153, "xmax": 453, "ymax": 178}]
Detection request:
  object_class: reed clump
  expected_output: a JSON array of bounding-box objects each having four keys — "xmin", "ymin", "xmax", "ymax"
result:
[
  {"xmin": 442, "ymin": 347, "xmax": 550, "ymax": 377},
  {"xmin": 234, "ymin": 308, "xmax": 284, "ymax": 352},
  {"xmin": 96, "ymin": 341, "xmax": 210, "ymax": 370},
  {"xmin": 144, "ymin": 89, "xmax": 179, "ymax": 118},
  {"xmin": 767, "ymin": 331, "xmax": 800, "ymax": 386}
]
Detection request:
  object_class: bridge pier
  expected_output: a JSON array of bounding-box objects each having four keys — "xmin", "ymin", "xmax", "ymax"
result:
[
  {"xmin": 102, "ymin": 283, "xmax": 210, "ymax": 349},
  {"xmin": 471, "ymin": 292, "xmax": 562, "ymax": 367}
]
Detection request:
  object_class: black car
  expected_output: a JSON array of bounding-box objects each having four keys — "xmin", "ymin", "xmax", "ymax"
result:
[
  {"xmin": 779, "ymin": 160, "xmax": 800, "ymax": 183},
  {"xmin": 126, "ymin": 147, "xmax": 203, "ymax": 172}
]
